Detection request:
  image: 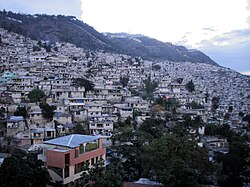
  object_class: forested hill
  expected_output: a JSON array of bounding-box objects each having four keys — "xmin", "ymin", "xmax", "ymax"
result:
[{"xmin": 0, "ymin": 10, "xmax": 217, "ymax": 66}]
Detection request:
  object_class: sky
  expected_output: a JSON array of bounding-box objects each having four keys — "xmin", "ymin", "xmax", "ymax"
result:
[{"xmin": 0, "ymin": 0, "xmax": 249, "ymax": 74}]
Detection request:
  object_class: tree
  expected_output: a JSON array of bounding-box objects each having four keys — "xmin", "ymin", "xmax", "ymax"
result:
[
  {"xmin": 142, "ymin": 76, "xmax": 158, "ymax": 100},
  {"xmin": 14, "ymin": 106, "xmax": 28, "ymax": 119},
  {"xmin": 239, "ymin": 111, "xmax": 244, "ymax": 118},
  {"xmin": 43, "ymin": 43, "xmax": 51, "ymax": 52},
  {"xmin": 54, "ymin": 46, "xmax": 59, "ymax": 52},
  {"xmin": 71, "ymin": 124, "xmax": 85, "ymax": 134},
  {"xmin": 120, "ymin": 76, "xmax": 129, "ymax": 87},
  {"xmin": 142, "ymin": 135, "xmax": 212, "ymax": 186},
  {"xmin": 219, "ymin": 138, "xmax": 250, "ymax": 187},
  {"xmin": 185, "ymin": 80, "xmax": 195, "ymax": 93},
  {"xmin": 71, "ymin": 78, "xmax": 94, "ymax": 97},
  {"xmin": 39, "ymin": 103, "xmax": 56, "ymax": 121},
  {"xmin": 211, "ymin": 96, "xmax": 220, "ymax": 114},
  {"xmin": 80, "ymin": 158, "xmax": 124, "ymax": 187},
  {"xmin": 33, "ymin": 45, "xmax": 41, "ymax": 51},
  {"xmin": 152, "ymin": 64, "xmax": 161, "ymax": 71},
  {"xmin": 243, "ymin": 114, "xmax": 250, "ymax": 125},
  {"xmin": 228, "ymin": 106, "xmax": 233, "ymax": 113},
  {"xmin": 205, "ymin": 124, "xmax": 219, "ymax": 136},
  {"xmin": 27, "ymin": 89, "xmax": 46, "ymax": 103},
  {"xmin": 112, "ymin": 128, "xmax": 153, "ymax": 180},
  {"xmin": 154, "ymin": 97, "xmax": 180, "ymax": 113},
  {"xmin": 165, "ymin": 98, "xmax": 180, "ymax": 113},
  {"xmin": 139, "ymin": 118, "xmax": 167, "ymax": 139},
  {"xmin": 224, "ymin": 113, "xmax": 230, "ymax": 120},
  {"xmin": 0, "ymin": 150, "xmax": 50, "ymax": 187},
  {"xmin": 158, "ymin": 160, "xmax": 199, "ymax": 187},
  {"xmin": 176, "ymin": 78, "xmax": 183, "ymax": 84},
  {"xmin": 0, "ymin": 107, "xmax": 6, "ymax": 120},
  {"xmin": 205, "ymin": 92, "xmax": 209, "ymax": 103}
]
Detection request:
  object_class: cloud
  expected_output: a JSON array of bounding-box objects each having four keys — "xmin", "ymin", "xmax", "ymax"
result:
[
  {"xmin": 241, "ymin": 71, "xmax": 250, "ymax": 75},
  {"xmin": 197, "ymin": 29, "xmax": 250, "ymax": 48},
  {"xmin": 197, "ymin": 29, "xmax": 250, "ymax": 73},
  {"xmin": 247, "ymin": 0, "xmax": 250, "ymax": 26},
  {"xmin": 202, "ymin": 28, "xmax": 218, "ymax": 32},
  {"xmin": 0, "ymin": 0, "xmax": 82, "ymax": 19}
]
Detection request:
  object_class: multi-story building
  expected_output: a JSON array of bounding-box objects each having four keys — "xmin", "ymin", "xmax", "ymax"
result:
[{"xmin": 41, "ymin": 134, "xmax": 106, "ymax": 187}]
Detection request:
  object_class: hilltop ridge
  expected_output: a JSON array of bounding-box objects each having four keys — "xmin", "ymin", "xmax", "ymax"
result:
[{"xmin": 0, "ymin": 10, "xmax": 217, "ymax": 65}]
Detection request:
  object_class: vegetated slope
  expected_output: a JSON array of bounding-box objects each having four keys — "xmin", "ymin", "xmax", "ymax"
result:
[
  {"xmin": 0, "ymin": 11, "xmax": 113, "ymax": 50},
  {"xmin": 107, "ymin": 33, "xmax": 218, "ymax": 65},
  {"xmin": 0, "ymin": 10, "xmax": 218, "ymax": 66}
]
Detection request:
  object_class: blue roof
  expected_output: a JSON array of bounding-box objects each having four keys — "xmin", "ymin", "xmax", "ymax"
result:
[
  {"xmin": 43, "ymin": 134, "xmax": 99, "ymax": 148},
  {"xmin": 8, "ymin": 116, "xmax": 24, "ymax": 122}
]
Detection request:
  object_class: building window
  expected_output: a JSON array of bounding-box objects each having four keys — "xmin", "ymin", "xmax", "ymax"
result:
[
  {"xmin": 91, "ymin": 158, "xmax": 95, "ymax": 165},
  {"xmin": 75, "ymin": 149, "xmax": 79, "ymax": 158},
  {"xmin": 74, "ymin": 162, "xmax": 85, "ymax": 174},
  {"xmin": 79, "ymin": 144, "xmax": 84, "ymax": 154},
  {"xmin": 65, "ymin": 153, "xmax": 70, "ymax": 165},
  {"xmin": 64, "ymin": 166, "xmax": 69, "ymax": 178},
  {"xmin": 95, "ymin": 156, "xmax": 98, "ymax": 163}
]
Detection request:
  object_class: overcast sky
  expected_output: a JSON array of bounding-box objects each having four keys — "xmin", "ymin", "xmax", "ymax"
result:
[{"xmin": 0, "ymin": 0, "xmax": 249, "ymax": 74}]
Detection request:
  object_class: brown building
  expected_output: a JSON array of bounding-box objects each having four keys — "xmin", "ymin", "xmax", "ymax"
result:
[{"xmin": 42, "ymin": 134, "xmax": 106, "ymax": 187}]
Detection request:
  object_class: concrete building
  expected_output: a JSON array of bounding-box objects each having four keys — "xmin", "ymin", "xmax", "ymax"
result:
[{"xmin": 41, "ymin": 134, "xmax": 106, "ymax": 187}]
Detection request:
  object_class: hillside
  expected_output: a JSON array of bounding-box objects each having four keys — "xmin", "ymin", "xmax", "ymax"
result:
[
  {"xmin": 106, "ymin": 33, "xmax": 217, "ymax": 65},
  {"xmin": 0, "ymin": 10, "xmax": 217, "ymax": 65}
]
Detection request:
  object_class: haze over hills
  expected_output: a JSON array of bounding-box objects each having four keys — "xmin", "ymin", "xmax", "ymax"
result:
[{"xmin": 0, "ymin": 10, "xmax": 217, "ymax": 66}]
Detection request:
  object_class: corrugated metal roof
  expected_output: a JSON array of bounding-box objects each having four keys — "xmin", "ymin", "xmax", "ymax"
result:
[{"xmin": 43, "ymin": 134, "xmax": 99, "ymax": 148}]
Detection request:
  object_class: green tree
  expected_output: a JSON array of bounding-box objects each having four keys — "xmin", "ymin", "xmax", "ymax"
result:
[
  {"xmin": 219, "ymin": 140, "xmax": 250, "ymax": 187},
  {"xmin": 176, "ymin": 78, "xmax": 183, "ymax": 84},
  {"xmin": 185, "ymin": 80, "xmax": 195, "ymax": 93},
  {"xmin": 33, "ymin": 45, "xmax": 41, "ymax": 51},
  {"xmin": 243, "ymin": 114, "xmax": 250, "ymax": 125},
  {"xmin": 142, "ymin": 76, "xmax": 158, "ymax": 100},
  {"xmin": 39, "ymin": 103, "xmax": 56, "ymax": 121},
  {"xmin": 71, "ymin": 124, "xmax": 85, "ymax": 134},
  {"xmin": 239, "ymin": 111, "xmax": 244, "ymax": 118},
  {"xmin": 142, "ymin": 135, "xmax": 212, "ymax": 186},
  {"xmin": 43, "ymin": 43, "xmax": 51, "ymax": 52},
  {"xmin": 0, "ymin": 150, "xmax": 50, "ymax": 187},
  {"xmin": 0, "ymin": 107, "xmax": 6, "ymax": 120},
  {"xmin": 224, "ymin": 113, "xmax": 230, "ymax": 120},
  {"xmin": 152, "ymin": 64, "xmax": 161, "ymax": 71},
  {"xmin": 80, "ymin": 158, "xmax": 124, "ymax": 187},
  {"xmin": 71, "ymin": 78, "xmax": 94, "ymax": 97},
  {"xmin": 27, "ymin": 89, "xmax": 46, "ymax": 103},
  {"xmin": 120, "ymin": 76, "xmax": 129, "ymax": 87},
  {"xmin": 14, "ymin": 106, "xmax": 28, "ymax": 119},
  {"xmin": 154, "ymin": 97, "xmax": 180, "ymax": 113},
  {"xmin": 228, "ymin": 106, "xmax": 233, "ymax": 113},
  {"xmin": 112, "ymin": 128, "xmax": 153, "ymax": 180},
  {"xmin": 211, "ymin": 96, "xmax": 220, "ymax": 114},
  {"xmin": 205, "ymin": 124, "xmax": 219, "ymax": 135},
  {"xmin": 158, "ymin": 160, "xmax": 199, "ymax": 187},
  {"xmin": 139, "ymin": 118, "xmax": 167, "ymax": 139}
]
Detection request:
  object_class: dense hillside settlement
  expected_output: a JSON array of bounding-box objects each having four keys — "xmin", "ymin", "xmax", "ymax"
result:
[{"xmin": 0, "ymin": 27, "xmax": 249, "ymax": 187}]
